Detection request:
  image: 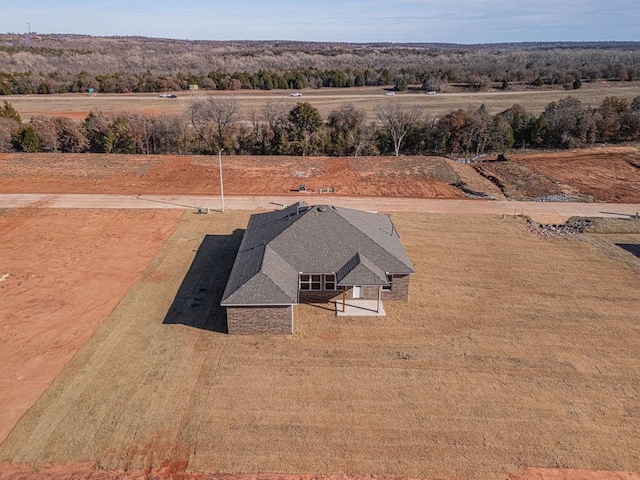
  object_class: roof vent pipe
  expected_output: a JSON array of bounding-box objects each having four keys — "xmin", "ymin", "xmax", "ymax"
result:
[{"xmin": 317, "ymin": 206, "xmax": 326, "ymax": 212}]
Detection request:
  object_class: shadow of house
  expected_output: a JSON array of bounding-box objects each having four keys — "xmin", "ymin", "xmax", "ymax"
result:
[
  {"xmin": 616, "ymin": 243, "xmax": 640, "ymax": 258},
  {"xmin": 163, "ymin": 229, "xmax": 244, "ymax": 333}
]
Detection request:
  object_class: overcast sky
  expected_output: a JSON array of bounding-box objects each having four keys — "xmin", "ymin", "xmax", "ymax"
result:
[{"xmin": 2, "ymin": 0, "xmax": 639, "ymax": 43}]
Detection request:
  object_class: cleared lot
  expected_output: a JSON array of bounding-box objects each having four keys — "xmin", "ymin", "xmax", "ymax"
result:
[
  {"xmin": 1, "ymin": 147, "xmax": 639, "ymax": 204},
  {"xmin": 0, "ymin": 208, "xmax": 182, "ymax": 444},
  {"xmin": 0, "ymin": 212, "xmax": 639, "ymax": 480}
]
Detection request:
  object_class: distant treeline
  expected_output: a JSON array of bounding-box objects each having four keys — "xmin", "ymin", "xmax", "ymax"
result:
[
  {"xmin": 2, "ymin": 95, "xmax": 639, "ymax": 156},
  {"xmin": 1, "ymin": 34, "xmax": 640, "ymax": 94},
  {"xmin": 0, "ymin": 69, "xmax": 391, "ymax": 94}
]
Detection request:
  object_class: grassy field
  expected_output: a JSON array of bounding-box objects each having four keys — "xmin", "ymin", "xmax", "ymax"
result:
[
  {"xmin": 1, "ymin": 211, "xmax": 639, "ymax": 480},
  {"xmin": 6, "ymin": 83, "xmax": 640, "ymax": 121}
]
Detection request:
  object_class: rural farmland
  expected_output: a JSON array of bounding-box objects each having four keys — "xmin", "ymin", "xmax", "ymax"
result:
[{"xmin": 5, "ymin": 83, "xmax": 640, "ymax": 122}]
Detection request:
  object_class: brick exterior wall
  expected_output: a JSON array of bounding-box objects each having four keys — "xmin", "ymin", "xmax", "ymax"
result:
[
  {"xmin": 360, "ymin": 286, "xmax": 380, "ymax": 300},
  {"xmin": 300, "ymin": 279, "xmax": 410, "ymax": 303},
  {"xmin": 299, "ymin": 290, "xmax": 342, "ymax": 303},
  {"xmin": 227, "ymin": 306, "xmax": 293, "ymax": 335},
  {"xmin": 300, "ymin": 286, "xmax": 380, "ymax": 302},
  {"xmin": 226, "ymin": 274, "xmax": 410, "ymax": 335},
  {"xmin": 381, "ymin": 274, "xmax": 410, "ymax": 301}
]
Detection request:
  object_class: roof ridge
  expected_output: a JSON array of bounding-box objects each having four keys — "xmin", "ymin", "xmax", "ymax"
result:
[
  {"xmin": 262, "ymin": 245, "xmax": 296, "ymax": 300},
  {"xmin": 220, "ymin": 242, "xmax": 266, "ymax": 304},
  {"xmin": 260, "ymin": 203, "xmax": 311, "ymax": 270}
]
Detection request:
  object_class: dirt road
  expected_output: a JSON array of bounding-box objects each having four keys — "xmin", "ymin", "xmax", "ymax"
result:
[{"xmin": 1, "ymin": 193, "xmax": 639, "ymax": 223}]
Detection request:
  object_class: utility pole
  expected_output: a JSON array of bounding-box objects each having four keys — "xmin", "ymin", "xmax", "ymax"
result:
[{"xmin": 218, "ymin": 148, "xmax": 225, "ymax": 212}]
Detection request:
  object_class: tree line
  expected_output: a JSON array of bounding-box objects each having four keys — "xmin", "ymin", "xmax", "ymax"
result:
[
  {"xmin": 1, "ymin": 95, "xmax": 639, "ymax": 156},
  {"xmin": 1, "ymin": 35, "xmax": 640, "ymax": 94}
]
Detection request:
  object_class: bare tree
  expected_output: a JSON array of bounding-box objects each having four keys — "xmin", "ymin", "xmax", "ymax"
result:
[
  {"xmin": 0, "ymin": 118, "xmax": 19, "ymax": 152},
  {"xmin": 30, "ymin": 116, "xmax": 59, "ymax": 152},
  {"xmin": 375, "ymin": 104, "xmax": 422, "ymax": 156},
  {"xmin": 55, "ymin": 117, "xmax": 88, "ymax": 152},
  {"xmin": 261, "ymin": 100, "xmax": 288, "ymax": 154},
  {"xmin": 327, "ymin": 104, "xmax": 372, "ymax": 156},
  {"xmin": 262, "ymin": 100, "xmax": 288, "ymax": 133},
  {"xmin": 188, "ymin": 97, "xmax": 239, "ymax": 152}
]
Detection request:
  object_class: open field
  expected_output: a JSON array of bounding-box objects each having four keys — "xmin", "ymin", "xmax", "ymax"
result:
[
  {"xmin": 0, "ymin": 208, "xmax": 182, "ymax": 444},
  {"xmin": 5, "ymin": 82, "xmax": 640, "ymax": 122},
  {"xmin": 0, "ymin": 147, "xmax": 638, "ymax": 203},
  {"xmin": 1, "ymin": 210, "xmax": 639, "ymax": 480}
]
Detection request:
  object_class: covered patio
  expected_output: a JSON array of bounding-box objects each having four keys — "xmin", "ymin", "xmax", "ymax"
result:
[
  {"xmin": 335, "ymin": 252, "xmax": 389, "ymax": 316},
  {"xmin": 334, "ymin": 299, "xmax": 386, "ymax": 317}
]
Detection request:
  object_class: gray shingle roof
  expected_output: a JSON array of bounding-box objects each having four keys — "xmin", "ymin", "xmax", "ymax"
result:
[
  {"xmin": 221, "ymin": 203, "xmax": 414, "ymax": 306},
  {"xmin": 336, "ymin": 252, "xmax": 390, "ymax": 286}
]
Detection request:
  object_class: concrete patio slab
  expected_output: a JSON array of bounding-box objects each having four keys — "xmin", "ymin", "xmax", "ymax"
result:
[{"xmin": 334, "ymin": 299, "xmax": 386, "ymax": 317}]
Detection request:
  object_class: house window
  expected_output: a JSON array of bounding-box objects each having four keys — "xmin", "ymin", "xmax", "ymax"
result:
[
  {"xmin": 324, "ymin": 274, "xmax": 336, "ymax": 290},
  {"xmin": 382, "ymin": 274, "xmax": 393, "ymax": 291},
  {"xmin": 300, "ymin": 274, "xmax": 322, "ymax": 291}
]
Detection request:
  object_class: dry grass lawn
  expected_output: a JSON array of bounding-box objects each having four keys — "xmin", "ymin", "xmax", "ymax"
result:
[{"xmin": 1, "ymin": 211, "xmax": 639, "ymax": 480}]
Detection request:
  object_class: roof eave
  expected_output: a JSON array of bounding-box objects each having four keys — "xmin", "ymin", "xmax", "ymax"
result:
[{"xmin": 221, "ymin": 302, "xmax": 297, "ymax": 307}]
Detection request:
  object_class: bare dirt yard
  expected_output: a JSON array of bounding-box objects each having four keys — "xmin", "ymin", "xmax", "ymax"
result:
[
  {"xmin": 0, "ymin": 467, "xmax": 638, "ymax": 480},
  {"xmin": 0, "ymin": 153, "xmax": 467, "ymax": 199},
  {"xmin": 513, "ymin": 147, "xmax": 640, "ymax": 203},
  {"xmin": 1, "ymin": 211, "xmax": 638, "ymax": 480},
  {"xmin": 472, "ymin": 147, "xmax": 640, "ymax": 203},
  {"xmin": 0, "ymin": 146, "xmax": 639, "ymax": 202},
  {"xmin": 0, "ymin": 208, "xmax": 182, "ymax": 444}
]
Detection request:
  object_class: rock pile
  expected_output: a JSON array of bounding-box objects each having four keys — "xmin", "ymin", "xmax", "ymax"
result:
[
  {"xmin": 531, "ymin": 194, "xmax": 574, "ymax": 202},
  {"xmin": 526, "ymin": 218, "xmax": 594, "ymax": 238}
]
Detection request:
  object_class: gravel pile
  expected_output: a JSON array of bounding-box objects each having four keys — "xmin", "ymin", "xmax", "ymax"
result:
[
  {"xmin": 531, "ymin": 194, "xmax": 574, "ymax": 202},
  {"xmin": 526, "ymin": 218, "xmax": 594, "ymax": 238}
]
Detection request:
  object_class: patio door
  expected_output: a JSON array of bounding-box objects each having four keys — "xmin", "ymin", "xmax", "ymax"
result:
[{"xmin": 352, "ymin": 286, "xmax": 362, "ymax": 299}]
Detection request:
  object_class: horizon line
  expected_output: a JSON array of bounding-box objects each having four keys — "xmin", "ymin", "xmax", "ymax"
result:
[{"xmin": 2, "ymin": 31, "xmax": 640, "ymax": 47}]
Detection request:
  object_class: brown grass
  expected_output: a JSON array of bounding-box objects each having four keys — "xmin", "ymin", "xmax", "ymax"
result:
[
  {"xmin": 5, "ymin": 83, "xmax": 640, "ymax": 121},
  {"xmin": 1, "ymin": 211, "xmax": 639, "ymax": 480}
]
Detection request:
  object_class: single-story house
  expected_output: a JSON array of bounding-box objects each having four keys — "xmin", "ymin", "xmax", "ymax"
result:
[{"xmin": 221, "ymin": 203, "xmax": 415, "ymax": 334}]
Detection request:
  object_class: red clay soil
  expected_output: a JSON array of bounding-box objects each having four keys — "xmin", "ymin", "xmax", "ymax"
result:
[
  {"xmin": 0, "ymin": 464, "xmax": 637, "ymax": 480},
  {"xmin": 473, "ymin": 161, "xmax": 571, "ymax": 200},
  {"xmin": 1, "ymin": 148, "xmax": 638, "ymax": 202},
  {"xmin": 508, "ymin": 468, "xmax": 640, "ymax": 480},
  {"xmin": 513, "ymin": 147, "xmax": 640, "ymax": 203},
  {"xmin": 0, "ymin": 154, "xmax": 464, "ymax": 199},
  {"xmin": 0, "ymin": 208, "xmax": 182, "ymax": 444}
]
